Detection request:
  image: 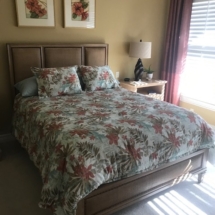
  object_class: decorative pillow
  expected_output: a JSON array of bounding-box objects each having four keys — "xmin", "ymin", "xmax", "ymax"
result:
[
  {"xmin": 79, "ymin": 65, "xmax": 119, "ymax": 91},
  {"xmin": 31, "ymin": 66, "xmax": 82, "ymax": 98},
  {"xmin": 14, "ymin": 76, "xmax": 38, "ymax": 97}
]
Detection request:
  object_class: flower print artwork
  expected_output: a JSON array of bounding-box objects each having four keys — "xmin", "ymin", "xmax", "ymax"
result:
[
  {"xmin": 71, "ymin": 0, "xmax": 89, "ymax": 21},
  {"xmin": 25, "ymin": 0, "xmax": 48, "ymax": 19},
  {"xmin": 64, "ymin": 0, "xmax": 94, "ymax": 28},
  {"xmin": 16, "ymin": 0, "xmax": 55, "ymax": 27}
]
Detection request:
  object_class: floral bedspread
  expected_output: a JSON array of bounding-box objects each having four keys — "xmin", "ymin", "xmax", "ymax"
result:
[{"xmin": 13, "ymin": 88, "xmax": 215, "ymax": 215}]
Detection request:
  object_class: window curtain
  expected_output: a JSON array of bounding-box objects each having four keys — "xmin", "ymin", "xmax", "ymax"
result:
[{"xmin": 160, "ymin": 0, "xmax": 193, "ymax": 105}]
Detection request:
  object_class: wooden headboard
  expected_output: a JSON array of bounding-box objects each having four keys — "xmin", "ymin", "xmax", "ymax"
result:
[{"xmin": 7, "ymin": 43, "xmax": 108, "ymax": 97}]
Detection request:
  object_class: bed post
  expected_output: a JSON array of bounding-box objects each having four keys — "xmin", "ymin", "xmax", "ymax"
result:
[
  {"xmin": 197, "ymin": 148, "xmax": 209, "ymax": 183},
  {"xmin": 198, "ymin": 172, "xmax": 206, "ymax": 183}
]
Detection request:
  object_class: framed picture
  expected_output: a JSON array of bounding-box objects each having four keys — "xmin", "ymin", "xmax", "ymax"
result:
[
  {"xmin": 64, "ymin": 0, "xmax": 95, "ymax": 28},
  {"xmin": 15, "ymin": 0, "xmax": 55, "ymax": 27}
]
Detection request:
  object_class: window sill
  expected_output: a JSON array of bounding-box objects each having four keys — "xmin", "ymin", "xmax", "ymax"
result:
[{"xmin": 180, "ymin": 95, "xmax": 215, "ymax": 111}]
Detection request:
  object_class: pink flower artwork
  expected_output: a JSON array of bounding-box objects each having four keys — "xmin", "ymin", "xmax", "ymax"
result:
[
  {"xmin": 71, "ymin": 0, "xmax": 89, "ymax": 21},
  {"xmin": 25, "ymin": 0, "xmax": 48, "ymax": 19}
]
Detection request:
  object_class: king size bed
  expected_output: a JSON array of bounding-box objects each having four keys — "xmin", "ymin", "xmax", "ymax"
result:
[{"xmin": 7, "ymin": 43, "xmax": 215, "ymax": 215}]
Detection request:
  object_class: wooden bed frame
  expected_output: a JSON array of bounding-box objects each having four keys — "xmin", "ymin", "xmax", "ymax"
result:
[{"xmin": 7, "ymin": 43, "xmax": 209, "ymax": 215}]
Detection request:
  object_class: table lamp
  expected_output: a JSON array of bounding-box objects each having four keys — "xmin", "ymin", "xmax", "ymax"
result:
[{"xmin": 129, "ymin": 40, "xmax": 151, "ymax": 81}]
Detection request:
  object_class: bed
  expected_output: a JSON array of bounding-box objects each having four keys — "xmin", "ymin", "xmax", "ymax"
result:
[{"xmin": 7, "ymin": 43, "xmax": 215, "ymax": 215}]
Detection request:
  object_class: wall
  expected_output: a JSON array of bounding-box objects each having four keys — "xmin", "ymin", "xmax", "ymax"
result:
[{"xmin": 0, "ymin": 0, "xmax": 169, "ymax": 133}]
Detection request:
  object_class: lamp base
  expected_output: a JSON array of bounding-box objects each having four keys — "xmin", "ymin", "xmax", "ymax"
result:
[{"xmin": 134, "ymin": 58, "xmax": 144, "ymax": 81}]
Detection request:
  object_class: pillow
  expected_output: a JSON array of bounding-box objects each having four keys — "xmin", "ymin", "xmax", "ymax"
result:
[
  {"xmin": 31, "ymin": 66, "xmax": 82, "ymax": 98},
  {"xmin": 79, "ymin": 65, "xmax": 119, "ymax": 91},
  {"xmin": 14, "ymin": 76, "xmax": 38, "ymax": 97}
]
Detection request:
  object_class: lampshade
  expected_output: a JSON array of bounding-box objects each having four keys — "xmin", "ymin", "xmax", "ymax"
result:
[{"xmin": 129, "ymin": 41, "xmax": 151, "ymax": 59}]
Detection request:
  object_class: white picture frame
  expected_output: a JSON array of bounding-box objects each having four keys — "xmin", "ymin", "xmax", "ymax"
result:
[
  {"xmin": 15, "ymin": 0, "xmax": 55, "ymax": 27},
  {"xmin": 64, "ymin": 0, "xmax": 95, "ymax": 28}
]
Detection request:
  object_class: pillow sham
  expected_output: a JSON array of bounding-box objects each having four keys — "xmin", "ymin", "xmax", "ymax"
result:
[
  {"xmin": 79, "ymin": 65, "xmax": 119, "ymax": 91},
  {"xmin": 31, "ymin": 66, "xmax": 82, "ymax": 98},
  {"xmin": 14, "ymin": 76, "xmax": 38, "ymax": 97}
]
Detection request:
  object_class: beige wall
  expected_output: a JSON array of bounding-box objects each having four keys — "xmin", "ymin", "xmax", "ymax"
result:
[
  {"xmin": 0, "ymin": 0, "xmax": 169, "ymax": 132},
  {"xmin": 180, "ymin": 101, "xmax": 215, "ymax": 126}
]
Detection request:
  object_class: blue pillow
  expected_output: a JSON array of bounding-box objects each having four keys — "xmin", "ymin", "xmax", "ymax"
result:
[{"xmin": 14, "ymin": 76, "xmax": 38, "ymax": 97}]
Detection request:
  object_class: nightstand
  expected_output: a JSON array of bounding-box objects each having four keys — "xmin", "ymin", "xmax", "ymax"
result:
[{"xmin": 120, "ymin": 79, "xmax": 167, "ymax": 101}]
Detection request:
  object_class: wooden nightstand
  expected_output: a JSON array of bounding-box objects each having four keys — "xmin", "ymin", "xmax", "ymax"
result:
[{"xmin": 120, "ymin": 79, "xmax": 167, "ymax": 101}]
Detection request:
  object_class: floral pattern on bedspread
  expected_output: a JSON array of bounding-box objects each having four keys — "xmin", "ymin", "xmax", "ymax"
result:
[{"xmin": 13, "ymin": 88, "xmax": 215, "ymax": 215}]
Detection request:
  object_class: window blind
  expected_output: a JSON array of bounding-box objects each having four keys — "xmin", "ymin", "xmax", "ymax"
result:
[
  {"xmin": 188, "ymin": 0, "xmax": 215, "ymax": 59},
  {"xmin": 181, "ymin": 0, "xmax": 215, "ymax": 107}
]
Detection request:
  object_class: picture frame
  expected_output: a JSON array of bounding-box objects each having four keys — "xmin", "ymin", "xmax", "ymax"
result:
[
  {"xmin": 64, "ymin": 0, "xmax": 95, "ymax": 28},
  {"xmin": 15, "ymin": 0, "xmax": 55, "ymax": 27}
]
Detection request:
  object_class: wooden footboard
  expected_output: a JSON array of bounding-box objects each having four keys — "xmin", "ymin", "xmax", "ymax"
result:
[{"xmin": 76, "ymin": 148, "xmax": 209, "ymax": 215}]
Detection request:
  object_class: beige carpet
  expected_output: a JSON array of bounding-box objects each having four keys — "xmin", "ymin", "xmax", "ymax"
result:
[
  {"xmin": 0, "ymin": 139, "xmax": 215, "ymax": 215},
  {"xmin": 0, "ymin": 140, "xmax": 52, "ymax": 215}
]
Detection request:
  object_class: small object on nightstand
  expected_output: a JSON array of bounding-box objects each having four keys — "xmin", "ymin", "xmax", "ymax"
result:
[
  {"xmin": 124, "ymin": 78, "xmax": 130, "ymax": 82},
  {"xmin": 130, "ymin": 81, "xmax": 148, "ymax": 86},
  {"xmin": 148, "ymin": 90, "xmax": 156, "ymax": 94}
]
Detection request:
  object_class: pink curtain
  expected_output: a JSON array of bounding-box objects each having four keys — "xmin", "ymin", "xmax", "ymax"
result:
[{"xmin": 160, "ymin": 0, "xmax": 193, "ymax": 105}]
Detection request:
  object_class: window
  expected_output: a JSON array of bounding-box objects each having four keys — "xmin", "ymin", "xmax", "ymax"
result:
[{"xmin": 180, "ymin": 0, "xmax": 215, "ymax": 109}]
